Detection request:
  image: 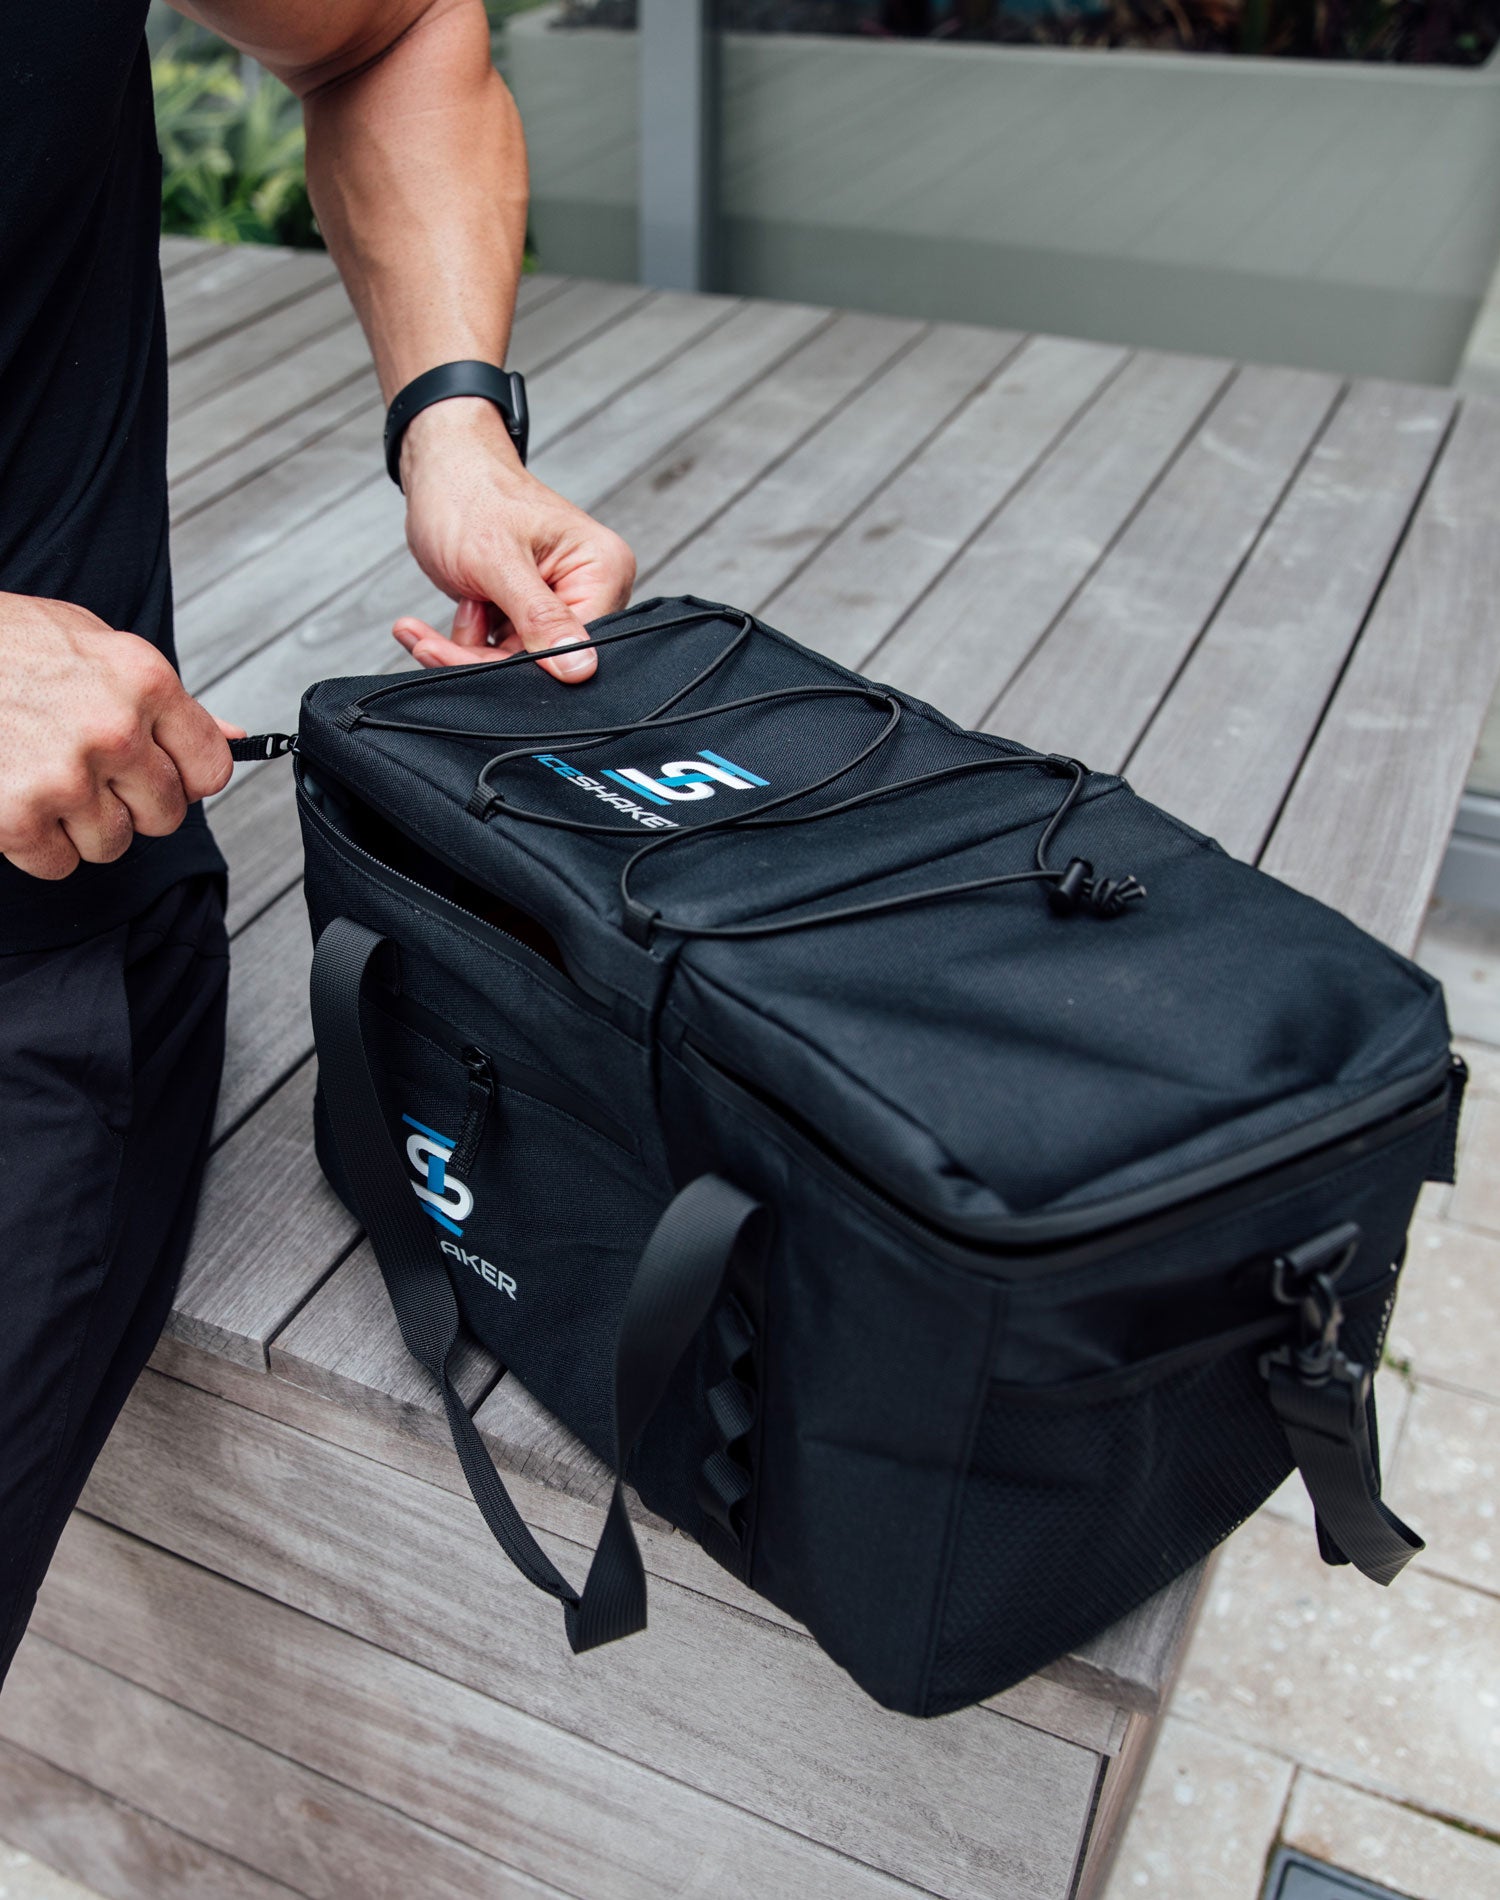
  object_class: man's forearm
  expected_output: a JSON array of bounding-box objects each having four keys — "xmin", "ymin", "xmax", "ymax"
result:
[
  {"xmin": 181, "ymin": 0, "xmax": 528, "ymax": 400},
  {"xmin": 300, "ymin": 5, "xmax": 527, "ymax": 399},
  {"xmin": 175, "ymin": 0, "xmax": 633, "ymax": 677}
]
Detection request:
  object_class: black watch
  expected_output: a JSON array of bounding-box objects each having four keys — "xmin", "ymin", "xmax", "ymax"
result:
[{"xmin": 384, "ymin": 361, "xmax": 529, "ymax": 488}]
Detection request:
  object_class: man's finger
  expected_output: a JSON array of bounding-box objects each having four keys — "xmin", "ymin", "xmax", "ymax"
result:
[
  {"xmin": 152, "ymin": 686, "xmax": 235, "ymax": 803},
  {"xmin": 60, "ymin": 785, "xmax": 135, "ymax": 865},
  {"xmin": 482, "ymin": 562, "xmax": 597, "ymax": 684},
  {"xmin": 392, "ymin": 620, "xmax": 518, "ymax": 669},
  {"xmin": 2, "ymin": 820, "xmax": 81, "ymax": 881},
  {"xmin": 449, "ymin": 596, "xmax": 492, "ymax": 647},
  {"xmin": 108, "ymin": 740, "xmax": 188, "ymax": 839}
]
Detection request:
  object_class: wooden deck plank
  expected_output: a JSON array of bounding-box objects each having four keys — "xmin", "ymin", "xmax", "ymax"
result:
[
  {"xmin": 172, "ymin": 1062, "xmax": 357, "ymax": 1369},
  {"xmin": 603, "ymin": 309, "xmax": 924, "ymax": 580},
  {"xmin": 168, "ymin": 279, "xmax": 356, "ymax": 416},
  {"xmin": 212, "ymin": 759, "xmax": 308, "ymax": 936},
  {"xmin": 167, "ymin": 318, "xmax": 376, "ymax": 486},
  {"xmin": 213, "ymin": 884, "xmax": 313, "ymax": 1142},
  {"xmin": 1, "ymin": 1635, "xmax": 567, "ymax": 1900},
  {"xmin": 269, "ymin": 1240, "xmax": 500, "ymax": 1423},
  {"xmin": 647, "ymin": 321, "xmax": 1023, "ymax": 609},
  {"xmin": 169, "ymin": 371, "xmax": 382, "ymax": 525},
  {"xmin": 200, "ymin": 552, "xmax": 434, "ymax": 742},
  {"xmin": 1259, "ymin": 394, "xmax": 1500, "ymax": 955},
  {"xmin": 82, "ymin": 1373, "xmax": 1099, "ymax": 1900},
  {"xmin": 1124, "ymin": 378, "xmax": 1455, "ymax": 859},
  {"xmin": 150, "ymin": 1331, "xmax": 1110, "ymax": 1753},
  {"xmin": 34, "ymin": 1516, "xmax": 937, "ymax": 1900},
  {"xmin": 532, "ymin": 297, "xmax": 833, "ymax": 511},
  {"xmin": 159, "ymin": 234, "xmax": 224, "ymax": 280},
  {"xmin": 790, "ymin": 342, "xmax": 1226, "ymax": 681},
  {"xmin": 163, "ymin": 244, "xmax": 338, "ymax": 359},
  {"xmin": 0, "ymin": 1735, "xmax": 301, "ymax": 1900},
  {"xmin": 983, "ymin": 365, "xmax": 1343, "ymax": 764}
]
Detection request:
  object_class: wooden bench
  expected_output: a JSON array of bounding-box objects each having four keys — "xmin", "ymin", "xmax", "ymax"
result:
[{"xmin": 2, "ymin": 239, "xmax": 1497, "ymax": 1900}]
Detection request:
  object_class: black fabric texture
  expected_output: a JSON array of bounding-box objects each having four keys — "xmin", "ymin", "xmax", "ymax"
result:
[
  {"xmin": 291, "ymin": 596, "xmax": 1458, "ymax": 1714},
  {"xmin": 0, "ymin": 875, "xmax": 228, "ymax": 1684},
  {"xmin": 0, "ymin": 5, "xmax": 226, "ymax": 952}
]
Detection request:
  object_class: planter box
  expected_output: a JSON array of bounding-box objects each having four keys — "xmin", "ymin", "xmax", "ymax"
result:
[{"xmin": 507, "ymin": 14, "xmax": 1500, "ymax": 383}]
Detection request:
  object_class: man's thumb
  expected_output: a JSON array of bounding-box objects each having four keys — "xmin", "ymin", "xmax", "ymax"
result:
[{"xmin": 489, "ymin": 564, "xmax": 597, "ymax": 683}]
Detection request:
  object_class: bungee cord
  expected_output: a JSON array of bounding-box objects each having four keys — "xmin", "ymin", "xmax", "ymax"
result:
[{"xmin": 339, "ymin": 606, "xmax": 1145, "ymax": 943}]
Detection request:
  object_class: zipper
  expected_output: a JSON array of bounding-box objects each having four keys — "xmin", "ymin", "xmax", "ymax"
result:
[
  {"xmin": 450, "ymin": 1048, "xmax": 495, "ymax": 1176},
  {"xmin": 678, "ymin": 1038, "xmax": 1452, "ymax": 1277},
  {"xmin": 297, "ymin": 758, "xmax": 572, "ymax": 987}
]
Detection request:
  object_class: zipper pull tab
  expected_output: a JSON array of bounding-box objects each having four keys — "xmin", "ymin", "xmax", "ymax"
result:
[
  {"xmin": 227, "ymin": 732, "xmax": 297, "ymax": 763},
  {"xmin": 450, "ymin": 1047, "xmax": 495, "ymax": 1177}
]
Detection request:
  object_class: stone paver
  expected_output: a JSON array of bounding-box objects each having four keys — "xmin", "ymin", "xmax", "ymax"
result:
[
  {"xmin": 1447, "ymin": 1091, "xmax": 1500, "ymax": 1238},
  {"xmin": 1387, "ymin": 1219, "xmax": 1500, "ymax": 1406},
  {"xmin": 1107, "ymin": 1016, "xmax": 1500, "ymax": 1900},
  {"xmin": 1282, "ymin": 1773, "xmax": 1500, "ymax": 1900},
  {"xmin": 1387, "ymin": 1383, "xmax": 1500, "ymax": 1597},
  {"xmin": 1104, "ymin": 1716, "xmax": 1291, "ymax": 1899},
  {"xmin": 0, "ymin": 1846, "xmax": 100, "ymax": 1900}
]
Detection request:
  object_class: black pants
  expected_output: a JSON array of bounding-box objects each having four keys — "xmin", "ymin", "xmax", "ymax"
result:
[{"xmin": 0, "ymin": 874, "xmax": 228, "ymax": 1684}]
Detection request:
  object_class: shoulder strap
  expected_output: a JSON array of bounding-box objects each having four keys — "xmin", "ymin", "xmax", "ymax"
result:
[{"xmin": 310, "ymin": 914, "xmax": 761, "ymax": 1652}]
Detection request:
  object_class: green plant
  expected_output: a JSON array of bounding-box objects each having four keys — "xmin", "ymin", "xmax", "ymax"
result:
[{"xmin": 154, "ymin": 35, "xmax": 320, "ymax": 248}]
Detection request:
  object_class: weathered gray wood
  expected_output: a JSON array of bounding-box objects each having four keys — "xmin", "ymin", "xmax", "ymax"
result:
[
  {"xmin": 214, "ymin": 884, "xmax": 313, "ymax": 1142},
  {"xmin": 159, "ymin": 234, "xmax": 225, "ymax": 280},
  {"xmin": 212, "ymin": 756, "xmax": 307, "ymax": 934},
  {"xmin": 607, "ymin": 309, "xmax": 924, "ymax": 579},
  {"xmin": 1073, "ymin": 1708, "xmax": 1162, "ymax": 1900},
  {"xmin": 0, "ymin": 1636, "xmax": 567, "ymax": 1900},
  {"xmin": 200, "ymin": 552, "xmax": 439, "ymax": 741},
  {"xmin": 648, "ymin": 320, "xmax": 1023, "ymax": 609},
  {"xmin": 1045, "ymin": 1564, "xmax": 1208, "ymax": 1718},
  {"xmin": 169, "ymin": 280, "xmax": 357, "ymax": 416},
  {"xmin": 1260, "ymin": 394, "xmax": 1500, "ymax": 954},
  {"xmin": 169, "ymin": 369, "xmax": 382, "ymax": 524},
  {"xmin": 151, "ymin": 1335, "xmax": 1109, "ymax": 1751},
  {"xmin": 851, "ymin": 347, "xmax": 1232, "ymax": 700},
  {"xmin": 1125, "ymin": 378, "xmax": 1455, "ymax": 858},
  {"xmin": 270, "ymin": 1240, "xmax": 500, "ymax": 1424},
  {"xmin": 0, "ymin": 1734, "xmax": 302, "ymax": 1900},
  {"xmin": 985, "ymin": 364, "xmax": 1343, "ymax": 763},
  {"xmin": 37, "ymin": 1515, "xmax": 935, "ymax": 1900},
  {"xmin": 82, "ymin": 1371, "xmax": 1099, "ymax": 1900},
  {"xmin": 168, "ymin": 318, "xmax": 377, "ymax": 486},
  {"xmin": 172, "ymin": 1061, "xmax": 357, "ymax": 1368},
  {"xmin": 533, "ymin": 297, "xmax": 832, "ymax": 510},
  {"xmin": 163, "ymin": 244, "xmax": 338, "ymax": 359},
  {"xmin": 167, "ymin": 271, "xmax": 578, "ymax": 523}
]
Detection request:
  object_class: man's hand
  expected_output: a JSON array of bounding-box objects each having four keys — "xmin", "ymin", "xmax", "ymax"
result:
[
  {"xmin": 391, "ymin": 399, "xmax": 635, "ymax": 683},
  {"xmin": 0, "ymin": 594, "xmax": 237, "ymax": 881}
]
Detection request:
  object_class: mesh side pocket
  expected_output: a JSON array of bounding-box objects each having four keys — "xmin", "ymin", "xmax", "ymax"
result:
[{"xmin": 925, "ymin": 1303, "xmax": 1388, "ymax": 1715}]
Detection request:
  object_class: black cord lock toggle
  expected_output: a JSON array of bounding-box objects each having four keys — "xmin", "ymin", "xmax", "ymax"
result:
[{"xmin": 1048, "ymin": 859, "xmax": 1147, "ymax": 919}]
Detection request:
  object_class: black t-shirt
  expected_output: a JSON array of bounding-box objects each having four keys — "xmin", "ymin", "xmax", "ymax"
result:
[{"xmin": 0, "ymin": 5, "xmax": 226, "ymax": 952}]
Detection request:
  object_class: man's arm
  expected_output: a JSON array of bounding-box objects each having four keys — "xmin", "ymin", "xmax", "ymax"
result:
[{"xmin": 175, "ymin": 0, "xmax": 633, "ymax": 681}]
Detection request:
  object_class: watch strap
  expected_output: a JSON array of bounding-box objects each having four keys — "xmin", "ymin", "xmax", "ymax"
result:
[{"xmin": 384, "ymin": 361, "xmax": 529, "ymax": 488}]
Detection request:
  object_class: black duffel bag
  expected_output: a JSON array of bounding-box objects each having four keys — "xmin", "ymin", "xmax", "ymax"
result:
[{"xmin": 265, "ymin": 595, "xmax": 1461, "ymax": 1718}]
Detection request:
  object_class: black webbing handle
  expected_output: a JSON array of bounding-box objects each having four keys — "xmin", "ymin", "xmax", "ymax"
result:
[{"xmin": 310, "ymin": 914, "xmax": 762, "ymax": 1652}]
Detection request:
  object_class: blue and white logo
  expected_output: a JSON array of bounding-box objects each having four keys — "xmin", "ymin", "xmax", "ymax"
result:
[
  {"xmin": 402, "ymin": 1112, "xmax": 517, "ymax": 1300},
  {"xmin": 598, "ymin": 749, "xmax": 769, "ymax": 808},
  {"xmin": 402, "ymin": 1114, "xmax": 472, "ymax": 1235},
  {"xmin": 533, "ymin": 748, "xmax": 768, "ymax": 830}
]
